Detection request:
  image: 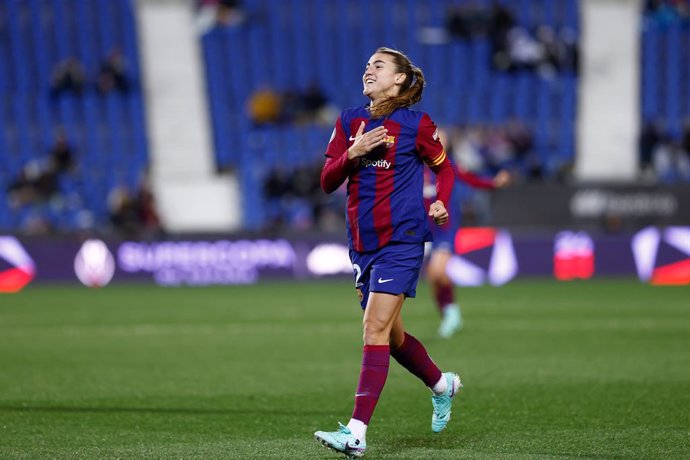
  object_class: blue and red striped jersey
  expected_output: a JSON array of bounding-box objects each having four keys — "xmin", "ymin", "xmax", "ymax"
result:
[{"xmin": 322, "ymin": 106, "xmax": 453, "ymax": 252}]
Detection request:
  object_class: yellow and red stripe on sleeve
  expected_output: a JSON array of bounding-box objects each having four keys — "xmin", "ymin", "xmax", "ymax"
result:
[{"xmin": 424, "ymin": 148, "xmax": 447, "ymax": 168}]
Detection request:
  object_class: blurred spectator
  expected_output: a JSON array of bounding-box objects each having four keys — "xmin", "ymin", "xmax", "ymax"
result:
[
  {"xmin": 535, "ymin": 26, "xmax": 561, "ymax": 77},
  {"xmin": 96, "ymin": 47, "xmax": 130, "ymax": 95},
  {"xmin": 196, "ymin": 0, "xmax": 246, "ymax": 33},
  {"xmin": 681, "ymin": 119, "xmax": 690, "ymax": 164},
  {"xmin": 108, "ymin": 179, "xmax": 162, "ymax": 238},
  {"xmin": 489, "ymin": 2, "xmax": 515, "ymax": 43},
  {"xmin": 440, "ymin": 2, "xmax": 578, "ymax": 78},
  {"xmin": 638, "ymin": 119, "xmax": 690, "ymax": 183},
  {"xmin": 505, "ymin": 119, "xmax": 541, "ymax": 180},
  {"xmin": 639, "ymin": 120, "xmax": 664, "ymax": 180},
  {"xmin": 247, "ymin": 84, "xmax": 337, "ymax": 126},
  {"xmin": 444, "ymin": 122, "xmax": 544, "ymax": 183},
  {"xmin": 644, "ymin": 0, "xmax": 690, "ymax": 23},
  {"xmin": 488, "ymin": 1, "xmax": 515, "ymax": 67},
  {"xmin": 263, "ymin": 166, "xmax": 291, "ymax": 228},
  {"xmin": 492, "ymin": 25, "xmax": 580, "ymax": 78},
  {"xmin": 301, "ymin": 82, "xmax": 328, "ymax": 120},
  {"xmin": 48, "ymin": 130, "xmax": 76, "ymax": 174},
  {"xmin": 480, "ymin": 125, "xmax": 515, "ymax": 172},
  {"xmin": 559, "ymin": 27, "xmax": 580, "ymax": 74},
  {"xmin": 195, "ymin": 0, "xmax": 217, "ymax": 34},
  {"xmin": 137, "ymin": 180, "xmax": 163, "ymax": 234},
  {"xmin": 5, "ymin": 132, "xmax": 85, "ymax": 234},
  {"xmin": 7, "ymin": 164, "xmax": 40, "ymax": 208},
  {"xmin": 446, "ymin": 2, "xmax": 489, "ymax": 39},
  {"xmin": 655, "ymin": 141, "xmax": 690, "ymax": 182},
  {"xmin": 216, "ymin": 0, "xmax": 246, "ymax": 26},
  {"xmin": 446, "ymin": 125, "xmax": 484, "ymax": 173},
  {"xmin": 108, "ymin": 186, "xmax": 141, "ymax": 236},
  {"xmin": 50, "ymin": 57, "xmax": 86, "ymax": 98},
  {"xmin": 247, "ymin": 86, "xmax": 283, "ymax": 125},
  {"xmin": 7, "ymin": 161, "xmax": 60, "ymax": 208},
  {"xmin": 505, "ymin": 119, "xmax": 535, "ymax": 161},
  {"xmin": 296, "ymin": 82, "xmax": 338, "ymax": 125},
  {"xmin": 505, "ymin": 27, "xmax": 544, "ymax": 72}
]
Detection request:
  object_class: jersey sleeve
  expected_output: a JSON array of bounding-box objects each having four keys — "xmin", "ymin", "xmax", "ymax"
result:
[
  {"xmin": 455, "ymin": 165, "xmax": 496, "ymax": 190},
  {"xmin": 415, "ymin": 113, "xmax": 447, "ymax": 168},
  {"xmin": 416, "ymin": 113, "xmax": 454, "ymax": 208},
  {"xmin": 325, "ymin": 116, "xmax": 348, "ymax": 159},
  {"xmin": 321, "ymin": 116, "xmax": 359, "ymax": 193}
]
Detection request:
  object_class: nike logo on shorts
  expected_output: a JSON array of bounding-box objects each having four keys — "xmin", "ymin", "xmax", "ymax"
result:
[{"xmin": 378, "ymin": 277, "xmax": 393, "ymax": 283}]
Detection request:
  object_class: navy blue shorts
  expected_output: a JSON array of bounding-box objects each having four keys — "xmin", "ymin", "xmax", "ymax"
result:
[{"xmin": 350, "ymin": 242, "xmax": 425, "ymax": 309}]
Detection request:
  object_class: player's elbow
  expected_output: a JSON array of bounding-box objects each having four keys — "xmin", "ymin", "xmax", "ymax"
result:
[
  {"xmin": 320, "ymin": 173, "xmax": 336, "ymax": 194},
  {"xmin": 321, "ymin": 183, "xmax": 337, "ymax": 194}
]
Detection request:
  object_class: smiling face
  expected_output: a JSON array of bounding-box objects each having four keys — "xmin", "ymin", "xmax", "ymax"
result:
[{"xmin": 362, "ymin": 52, "xmax": 406, "ymax": 105}]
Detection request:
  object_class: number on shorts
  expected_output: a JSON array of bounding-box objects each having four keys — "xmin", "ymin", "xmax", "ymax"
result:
[{"xmin": 353, "ymin": 263, "xmax": 363, "ymax": 287}]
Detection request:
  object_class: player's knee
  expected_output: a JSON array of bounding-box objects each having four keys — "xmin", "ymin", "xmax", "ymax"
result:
[
  {"xmin": 362, "ymin": 318, "xmax": 388, "ymax": 345},
  {"xmin": 389, "ymin": 329, "xmax": 405, "ymax": 349}
]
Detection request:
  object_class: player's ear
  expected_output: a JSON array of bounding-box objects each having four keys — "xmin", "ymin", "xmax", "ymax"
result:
[{"xmin": 394, "ymin": 73, "xmax": 406, "ymax": 85}]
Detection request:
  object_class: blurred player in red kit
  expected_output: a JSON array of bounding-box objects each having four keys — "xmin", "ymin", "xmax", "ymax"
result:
[{"xmin": 424, "ymin": 133, "xmax": 512, "ymax": 338}]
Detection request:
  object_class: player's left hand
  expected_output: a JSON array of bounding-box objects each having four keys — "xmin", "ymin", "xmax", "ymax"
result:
[
  {"xmin": 493, "ymin": 170, "xmax": 512, "ymax": 188},
  {"xmin": 428, "ymin": 200, "xmax": 448, "ymax": 226}
]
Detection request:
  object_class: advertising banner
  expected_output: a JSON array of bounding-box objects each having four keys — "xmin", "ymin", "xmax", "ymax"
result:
[
  {"xmin": 1, "ymin": 227, "xmax": 689, "ymax": 291},
  {"xmin": 492, "ymin": 184, "xmax": 690, "ymax": 230}
]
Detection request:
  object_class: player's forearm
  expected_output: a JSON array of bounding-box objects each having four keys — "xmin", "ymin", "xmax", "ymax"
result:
[
  {"xmin": 455, "ymin": 167, "xmax": 495, "ymax": 190},
  {"xmin": 321, "ymin": 153, "xmax": 359, "ymax": 193},
  {"xmin": 431, "ymin": 158, "xmax": 455, "ymax": 208}
]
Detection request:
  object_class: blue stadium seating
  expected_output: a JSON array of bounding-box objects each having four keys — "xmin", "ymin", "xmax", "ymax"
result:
[
  {"xmin": 641, "ymin": 19, "xmax": 690, "ymax": 139},
  {"xmin": 200, "ymin": 0, "xmax": 580, "ymax": 228},
  {"xmin": 0, "ymin": 0, "xmax": 148, "ymax": 233}
]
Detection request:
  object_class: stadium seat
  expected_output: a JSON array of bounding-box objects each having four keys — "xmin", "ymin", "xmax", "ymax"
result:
[{"xmin": 0, "ymin": 0, "xmax": 149, "ymax": 232}]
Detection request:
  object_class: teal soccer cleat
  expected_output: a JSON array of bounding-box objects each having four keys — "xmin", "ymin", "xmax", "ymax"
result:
[
  {"xmin": 314, "ymin": 422, "xmax": 367, "ymax": 458},
  {"xmin": 431, "ymin": 372, "xmax": 462, "ymax": 433},
  {"xmin": 439, "ymin": 304, "xmax": 463, "ymax": 338}
]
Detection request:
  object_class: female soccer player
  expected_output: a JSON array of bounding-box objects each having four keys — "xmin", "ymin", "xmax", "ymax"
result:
[
  {"xmin": 425, "ymin": 157, "xmax": 512, "ymax": 338},
  {"xmin": 314, "ymin": 47, "xmax": 462, "ymax": 458}
]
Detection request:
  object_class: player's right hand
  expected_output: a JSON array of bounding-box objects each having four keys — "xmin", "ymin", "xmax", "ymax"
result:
[
  {"xmin": 428, "ymin": 200, "xmax": 449, "ymax": 226},
  {"xmin": 348, "ymin": 121, "xmax": 388, "ymax": 159}
]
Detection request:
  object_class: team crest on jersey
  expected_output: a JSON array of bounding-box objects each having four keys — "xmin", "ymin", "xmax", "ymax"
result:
[{"xmin": 384, "ymin": 135, "xmax": 395, "ymax": 148}]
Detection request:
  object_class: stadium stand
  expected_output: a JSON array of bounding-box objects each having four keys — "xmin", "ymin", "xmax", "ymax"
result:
[
  {"xmin": 9, "ymin": 1, "xmax": 689, "ymax": 233},
  {"xmin": 0, "ymin": 0, "xmax": 148, "ymax": 233},
  {"xmin": 199, "ymin": 0, "xmax": 580, "ymax": 230},
  {"xmin": 640, "ymin": 5, "xmax": 690, "ymax": 183}
]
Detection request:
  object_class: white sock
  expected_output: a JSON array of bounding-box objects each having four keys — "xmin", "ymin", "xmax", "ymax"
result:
[
  {"xmin": 431, "ymin": 374, "xmax": 448, "ymax": 395},
  {"xmin": 346, "ymin": 418, "xmax": 367, "ymax": 442},
  {"xmin": 443, "ymin": 303, "xmax": 459, "ymax": 313}
]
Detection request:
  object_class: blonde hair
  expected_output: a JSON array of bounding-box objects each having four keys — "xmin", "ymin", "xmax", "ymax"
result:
[{"xmin": 369, "ymin": 47, "xmax": 426, "ymax": 118}]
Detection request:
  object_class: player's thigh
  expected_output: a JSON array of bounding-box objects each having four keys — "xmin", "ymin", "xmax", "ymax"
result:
[{"xmin": 363, "ymin": 292, "xmax": 404, "ymax": 340}]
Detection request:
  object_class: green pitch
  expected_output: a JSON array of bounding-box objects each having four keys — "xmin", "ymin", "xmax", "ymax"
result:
[{"xmin": 0, "ymin": 279, "xmax": 688, "ymax": 459}]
